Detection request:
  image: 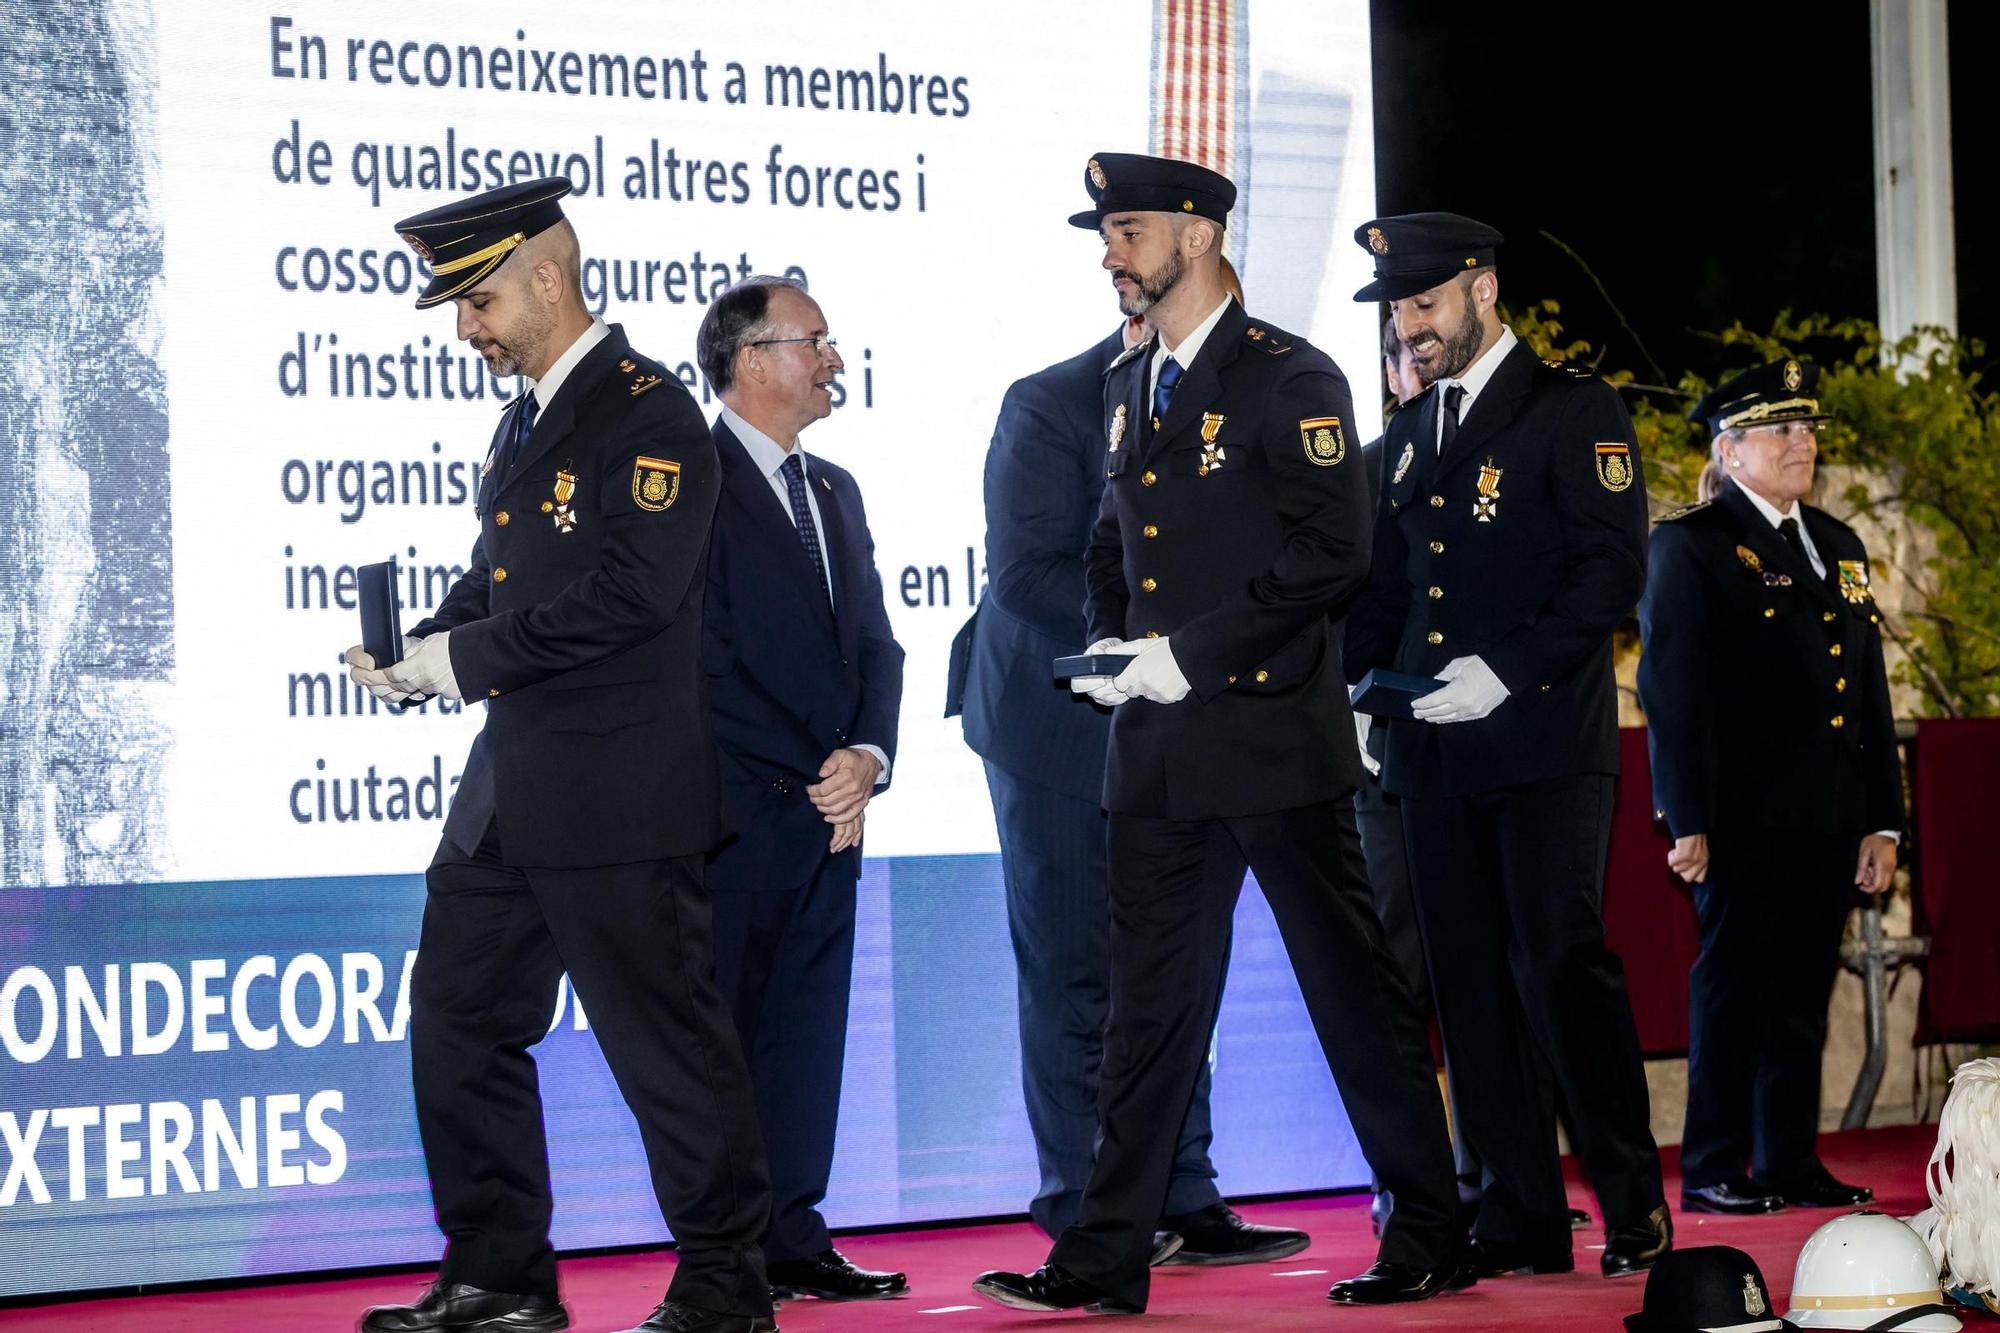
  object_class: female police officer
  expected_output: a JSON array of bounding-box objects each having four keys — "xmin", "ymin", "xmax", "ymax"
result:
[{"xmin": 1637, "ymin": 359, "xmax": 1898, "ymax": 1218}]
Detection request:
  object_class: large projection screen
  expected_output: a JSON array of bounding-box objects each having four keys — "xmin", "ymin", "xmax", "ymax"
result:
[{"xmin": 0, "ymin": 0, "xmax": 1378, "ymax": 1297}]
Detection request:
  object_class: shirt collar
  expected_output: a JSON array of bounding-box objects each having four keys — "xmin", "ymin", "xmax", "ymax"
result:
[
  {"xmin": 524, "ymin": 318, "xmax": 610, "ymax": 411},
  {"xmin": 720, "ymin": 404, "xmax": 806, "ymax": 480},
  {"xmin": 1731, "ymin": 476, "xmax": 1802, "ymax": 526},
  {"xmin": 1438, "ymin": 324, "xmax": 1517, "ymax": 418},
  {"xmin": 1151, "ymin": 294, "xmax": 1235, "ymax": 382}
]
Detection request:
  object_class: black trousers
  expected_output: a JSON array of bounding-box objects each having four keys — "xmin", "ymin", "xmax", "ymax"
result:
[
  {"xmin": 1402, "ymin": 774, "xmax": 1664, "ymax": 1250},
  {"xmin": 1050, "ymin": 800, "xmax": 1459, "ymax": 1311},
  {"xmin": 983, "ymin": 761, "xmax": 1224, "ymax": 1239},
  {"xmin": 413, "ymin": 822, "xmax": 771, "ymax": 1315},
  {"xmin": 709, "ymin": 847, "xmax": 860, "ymax": 1264},
  {"xmin": 1681, "ymin": 829, "xmax": 1856, "ymax": 1190},
  {"xmin": 1354, "ymin": 750, "xmax": 1481, "ymax": 1218}
]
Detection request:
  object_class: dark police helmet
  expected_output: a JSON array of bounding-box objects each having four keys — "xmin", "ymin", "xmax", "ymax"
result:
[
  {"xmin": 1068, "ymin": 151, "xmax": 1235, "ymax": 231},
  {"xmin": 1350, "ymin": 211, "xmax": 1504, "ymax": 302},
  {"xmin": 393, "ymin": 176, "xmax": 575, "ymax": 309}
]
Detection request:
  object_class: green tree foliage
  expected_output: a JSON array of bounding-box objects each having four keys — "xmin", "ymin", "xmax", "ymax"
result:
[{"xmin": 1505, "ymin": 302, "xmax": 2000, "ymax": 716}]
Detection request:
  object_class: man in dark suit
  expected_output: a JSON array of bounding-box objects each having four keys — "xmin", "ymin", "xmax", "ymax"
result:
[
  {"xmin": 1638, "ymin": 360, "xmax": 1894, "ymax": 1217},
  {"xmin": 348, "ymin": 179, "xmax": 774, "ymax": 1333},
  {"xmin": 947, "ymin": 309, "xmax": 1305, "ymax": 1265},
  {"xmin": 695, "ymin": 277, "xmax": 908, "ymax": 1303},
  {"xmin": 1344, "ymin": 212, "xmax": 1669, "ymax": 1282},
  {"xmin": 972, "ymin": 153, "xmax": 1465, "ymax": 1317}
]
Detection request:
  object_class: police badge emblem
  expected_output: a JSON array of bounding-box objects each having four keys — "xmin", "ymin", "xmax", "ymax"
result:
[
  {"xmin": 1595, "ymin": 442, "xmax": 1634, "ymax": 492},
  {"xmin": 1108, "ymin": 403, "xmax": 1127, "ymax": 453},
  {"xmin": 1299, "ymin": 416, "xmax": 1345, "ymax": 466},
  {"xmin": 400, "ymin": 232, "xmax": 434, "ymax": 263},
  {"xmin": 1367, "ymin": 227, "xmax": 1389, "ymax": 255},
  {"xmin": 631, "ymin": 456, "xmax": 680, "ymax": 512},
  {"xmin": 1838, "ymin": 559, "xmax": 1874, "ymax": 604},
  {"xmin": 1474, "ymin": 458, "xmax": 1503, "ymax": 521},
  {"xmin": 1392, "ymin": 441, "xmax": 1415, "ymax": 485},
  {"xmin": 1742, "ymin": 1273, "xmax": 1767, "ymax": 1317},
  {"xmin": 1088, "ymin": 158, "xmax": 1107, "ymax": 189},
  {"xmin": 1783, "ymin": 359, "xmax": 1803, "ymax": 392}
]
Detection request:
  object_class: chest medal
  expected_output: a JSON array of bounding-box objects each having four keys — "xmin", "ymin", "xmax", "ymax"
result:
[
  {"xmin": 553, "ymin": 467, "xmax": 579, "ymax": 533},
  {"xmin": 1474, "ymin": 458, "xmax": 1503, "ymax": 521}
]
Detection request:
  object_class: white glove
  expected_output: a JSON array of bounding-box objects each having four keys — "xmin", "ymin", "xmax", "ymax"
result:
[
  {"xmin": 1410, "ymin": 654, "xmax": 1509, "ymax": 725},
  {"xmin": 346, "ymin": 643, "xmax": 413, "ymax": 704},
  {"xmin": 1113, "ymin": 637, "xmax": 1191, "ymax": 705},
  {"xmin": 1071, "ymin": 638, "xmax": 1143, "ymax": 706},
  {"xmin": 383, "ymin": 631, "xmax": 462, "ymax": 703},
  {"xmin": 1353, "ymin": 708, "xmax": 1381, "ymax": 776}
]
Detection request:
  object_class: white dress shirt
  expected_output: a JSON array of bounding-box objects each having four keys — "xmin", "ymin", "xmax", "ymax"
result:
[
  {"xmin": 718, "ymin": 405, "xmax": 889, "ymax": 786},
  {"xmin": 523, "ymin": 317, "xmax": 610, "ymax": 412},
  {"xmin": 1148, "ymin": 295, "xmax": 1236, "ymax": 405},
  {"xmin": 1433, "ymin": 325, "xmax": 1518, "ymax": 453},
  {"xmin": 1731, "ymin": 477, "xmax": 1826, "ymax": 580}
]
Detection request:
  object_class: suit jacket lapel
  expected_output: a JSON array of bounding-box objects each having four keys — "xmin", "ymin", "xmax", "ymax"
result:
[
  {"xmin": 476, "ymin": 404, "xmax": 516, "ymax": 514},
  {"xmin": 1437, "ymin": 340, "xmax": 1535, "ymax": 480},
  {"xmin": 1146, "ymin": 301, "xmax": 1249, "ymax": 463},
  {"xmin": 1717, "ymin": 482, "xmax": 1844, "ymax": 612},
  {"xmin": 500, "ymin": 326, "xmax": 629, "ymax": 490},
  {"xmin": 714, "ymin": 420, "xmax": 838, "ymax": 637}
]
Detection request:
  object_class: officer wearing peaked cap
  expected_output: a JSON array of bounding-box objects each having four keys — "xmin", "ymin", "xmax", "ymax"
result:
[
  {"xmin": 972, "ymin": 154, "xmax": 1464, "ymax": 1317},
  {"xmin": 346, "ymin": 179, "xmax": 776, "ymax": 1333},
  {"xmin": 1344, "ymin": 211, "xmax": 1672, "ymax": 1280},
  {"xmin": 1639, "ymin": 360, "xmax": 1895, "ymax": 1220}
]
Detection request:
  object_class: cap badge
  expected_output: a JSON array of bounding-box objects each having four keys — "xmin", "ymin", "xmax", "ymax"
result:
[
  {"xmin": 401, "ymin": 232, "xmax": 434, "ymax": 262},
  {"xmin": 1594, "ymin": 442, "xmax": 1634, "ymax": 493},
  {"xmin": 1784, "ymin": 359, "xmax": 1803, "ymax": 391},
  {"xmin": 1475, "ymin": 458, "xmax": 1503, "ymax": 521},
  {"xmin": 1088, "ymin": 158, "xmax": 1107, "ymax": 189},
  {"xmin": 1299, "ymin": 416, "xmax": 1346, "ymax": 467},
  {"xmin": 1392, "ymin": 440, "xmax": 1415, "ymax": 485},
  {"xmin": 1108, "ymin": 403, "xmax": 1127, "ymax": 452},
  {"xmin": 1743, "ymin": 1274, "xmax": 1767, "ymax": 1317},
  {"xmin": 1367, "ymin": 227, "xmax": 1389, "ymax": 255}
]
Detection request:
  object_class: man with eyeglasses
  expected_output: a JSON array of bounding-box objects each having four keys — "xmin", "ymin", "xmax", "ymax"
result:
[
  {"xmin": 1638, "ymin": 360, "xmax": 1894, "ymax": 1218},
  {"xmin": 694, "ymin": 276, "xmax": 909, "ymax": 1304}
]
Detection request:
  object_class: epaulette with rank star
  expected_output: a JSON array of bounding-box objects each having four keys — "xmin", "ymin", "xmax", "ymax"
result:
[
  {"xmin": 1657, "ymin": 499, "xmax": 1710, "ymax": 522},
  {"xmin": 626, "ymin": 358, "xmax": 664, "ymax": 397},
  {"xmin": 1541, "ymin": 358, "xmax": 1596, "ymax": 379},
  {"xmin": 1245, "ymin": 325, "xmax": 1292, "ymax": 355}
]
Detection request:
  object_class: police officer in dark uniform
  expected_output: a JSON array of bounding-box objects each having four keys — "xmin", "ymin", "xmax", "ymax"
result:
[
  {"xmin": 972, "ymin": 154, "xmax": 1466, "ymax": 1316},
  {"xmin": 1638, "ymin": 360, "xmax": 1894, "ymax": 1217},
  {"xmin": 1344, "ymin": 212, "xmax": 1671, "ymax": 1280},
  {"xmin": 346, "ymin": 179, "xmax": 775, "ymax": 1333}
]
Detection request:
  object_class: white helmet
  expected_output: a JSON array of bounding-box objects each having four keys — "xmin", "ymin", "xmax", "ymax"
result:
[{"xmin": 1788, "ymin": 1212, "xmax": 1961, "ymax": 1330}]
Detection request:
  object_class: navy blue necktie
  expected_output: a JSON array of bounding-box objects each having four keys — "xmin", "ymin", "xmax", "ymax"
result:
[
  {"xmin": 503, "ymin": 390, "xmax": 539, "ymax": 474},
  {"xmin": 781, "ymin": 453, "xmax": 831, "ymax": 602},
  {"xmin": 1152, "ymin": 356, "xmax": 1184, "ymax": 427}
]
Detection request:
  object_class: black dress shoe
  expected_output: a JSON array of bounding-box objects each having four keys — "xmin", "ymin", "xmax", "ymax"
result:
[
  {"xmin": 767, "ymin": 1248, "xmax": 908, "ymax": 1300},
  {"xmin": 1682, "ymin": 1176, "xmax": 1786, "ymax": 1215},
  {"xmin": 1147, "ymin": 1232, "xmax": 1184, "ymax": 1267},
  {"xmin": 1601, "ymin": 1205, "xmax": 1673, "ymax": 1278},
  {"xmin": 359, "ymin": 1281, "xmax": 569, "ymax": 1332},
  {"xmin": 1465, "ymin": 1237, "xmax": 1574, "ymax": 1277},
  {"xmin": 1326, "ymin": 1260, "xmax": 1472, "ymax": 1304},
  {"xmin": 1755, "ymin": 1166, "xmax": 1873, "ymax": 1209},
  {"xmin": 971, "ymin": 1262, "xmax": 1141, "ymax": 1314},
  {"xmin": 605, "ymin": 1300, "xmax": 776, "ymax": 1333},
  {"xmin": 1569, "ymin": 1207, "xmax": 1593, "ymax": 1230},
  {"xmin": 1156, "ymin": 1203, "xmax": 1310, "ymax": 1266}
]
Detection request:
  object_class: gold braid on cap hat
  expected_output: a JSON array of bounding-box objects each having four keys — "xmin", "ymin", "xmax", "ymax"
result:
[{"xmin": 1720, "ymin": 397, "xmax": 1821, "ymax": 430}]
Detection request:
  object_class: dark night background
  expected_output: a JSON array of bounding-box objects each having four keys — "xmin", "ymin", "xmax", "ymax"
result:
[{"xmin": 1369, "ymin": 0, "xmax": 1992, "ymax": 385}]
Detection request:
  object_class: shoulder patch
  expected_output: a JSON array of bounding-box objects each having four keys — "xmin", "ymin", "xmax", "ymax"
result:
[
  {"xmin": 1299, "ymin": 416, "xmax": 1346, "ymax": 466},
  {"xmin": 631, "ymin": 456, "xmax": 682, "ymax": 511},
  {"xmin": 1657, "ymin": 499, "xmax": 1710, "ymax": 522}
]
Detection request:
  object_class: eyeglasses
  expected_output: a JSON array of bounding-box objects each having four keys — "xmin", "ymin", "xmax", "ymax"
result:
[{"xmin": 750, "ymin": 335, "xmax": 839, "ymax": 356}]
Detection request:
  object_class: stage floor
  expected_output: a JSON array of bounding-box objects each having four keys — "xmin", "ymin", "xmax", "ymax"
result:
[{"xmin": 6, "ymin": 1125, "xmax": 1976, "ymax": 1332}]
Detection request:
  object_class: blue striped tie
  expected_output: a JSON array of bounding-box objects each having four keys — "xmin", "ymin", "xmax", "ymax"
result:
[
  {"xmin": 502, "ymin": 391, "xmax": 539, "ymax": 474},
  {"xmin": 781, "ymin": 452, "xmax": 830, "ymax": 602}
]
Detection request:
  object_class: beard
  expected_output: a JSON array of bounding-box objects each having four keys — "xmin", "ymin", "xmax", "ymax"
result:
[
  {"xmin": 1410, "ymin": 296, "xmax": 1488, "ymax": 385},
  {"xmin": 471, "ymin": 297, "xmax": 555, "ymax": 379},
  {"xmin": 1116, "ymin": 247, "xmax": 1185, "ymax": 317}
]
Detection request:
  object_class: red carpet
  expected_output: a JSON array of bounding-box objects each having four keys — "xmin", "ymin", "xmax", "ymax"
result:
[{"xmin": 7, "ymin": 1125, "xmax": 1985, "ymax": 1332}]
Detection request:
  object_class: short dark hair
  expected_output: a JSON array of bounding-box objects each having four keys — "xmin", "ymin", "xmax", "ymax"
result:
[{"xmin": 696, "ymin": 275, "xmax": 803, "ymax": 392}]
